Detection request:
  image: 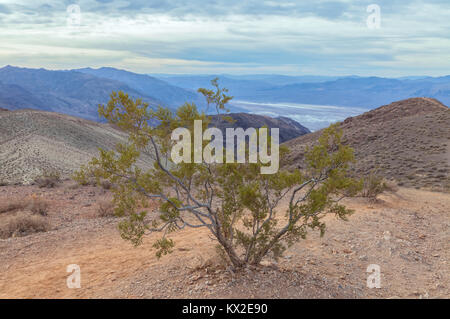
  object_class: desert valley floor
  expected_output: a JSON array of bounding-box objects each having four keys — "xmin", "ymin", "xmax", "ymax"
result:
[{"xmin": 0, "ymin": 181, "xmax": 448, "ymax": 299}]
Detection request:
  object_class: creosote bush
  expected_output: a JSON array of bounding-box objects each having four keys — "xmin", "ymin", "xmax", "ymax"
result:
[{"xmin": 74, "ymin": 79, "xmax": 362, "ymax": 268}]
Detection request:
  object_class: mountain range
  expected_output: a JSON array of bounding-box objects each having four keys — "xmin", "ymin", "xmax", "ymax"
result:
[
  {"xmin": 156, "ymin": 74, "xmax": 450, "ymax": 108},
  {"xmin": 0, "ymin": 66, "xmax": 197, "ymax": 121},
  {"xmin": 0, "ymin": 65, "xmax": 449, "ymax": 125}
]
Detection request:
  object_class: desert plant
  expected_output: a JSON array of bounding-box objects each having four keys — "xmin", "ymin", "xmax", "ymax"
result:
[
  {"xmin": 361, "ymin": 171, "xmax": 388, "ymax": 200},
  {"xmin": 29, "ymin": 197, "xmax": 50, "ymax": 216},
  {"xmin": 100, "ymin": 179, "xmax": 113, "ymax": 190},
  {"xmin": 34, "ymin": 169, "xmax": 61, "ymax": 188},
  {"xmin": 0, "ymin": 212, "xmax": 50, "ymax": 239},
  {"xmin": 0, "ymin": 200, "xmax": 27, "ymax": 214},
  {"xmin": 74, "ymin": 80, "xmax": 361, "ymax": 268},
  {"xmin": 97, "ymin": 199, "xmax": 116, "ymax": 218}
]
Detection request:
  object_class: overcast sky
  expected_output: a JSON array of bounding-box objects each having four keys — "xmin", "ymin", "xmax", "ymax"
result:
[{"xmin": 0, "ymin": 0, "xmax": 449, "ymax": 76}]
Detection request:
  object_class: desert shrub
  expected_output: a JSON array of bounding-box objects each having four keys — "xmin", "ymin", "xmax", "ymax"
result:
[
  {"xmin": 384, "ymin": 180, "xmax": 399, "ymax": 193},
  {"xmin": 0, "ymin": 212, "xmax": 50, "ymax": 239},
  {"xmin": 361, "ymin": 171, "xmax": 387, "ymax": 200},
  {"xmin": 75, "ymin": 80, "xmax": 361, "ymax": 268},
  {"xmin": 71, "ymin": 173, "xmax": 96, "ymax": 186},
  {"xmin": 0, "ymin": 200, "xmax": 27, "ymax": 214},
  {"xmin": 29, "ymin": 197, "xmax": 50, "ymax": 216},
  {"xmin": 34, "ymin": 169, "xmax": 61, "ymax": 188},
  {"xmin": 97, "ymin": 200, "xmax": 116, "ymax": 218},
  {"xmin": 100, "ymin": 179, "xmax": 113, "ymax": 190}
]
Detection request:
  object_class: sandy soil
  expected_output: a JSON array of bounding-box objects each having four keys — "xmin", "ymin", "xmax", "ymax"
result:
[{"xmin": 0, "ymin": 183, "xmax": 448, "ymax": 299}]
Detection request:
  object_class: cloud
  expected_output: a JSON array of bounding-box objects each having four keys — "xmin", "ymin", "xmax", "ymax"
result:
[{"xmin": 0, "ymin": 0, "xmax": 449, "ymax": 76}]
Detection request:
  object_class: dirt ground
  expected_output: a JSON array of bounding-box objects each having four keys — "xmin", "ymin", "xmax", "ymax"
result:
[{"xmin": 0, "ymin": 182, "xmax": 448, "ymax": 299}]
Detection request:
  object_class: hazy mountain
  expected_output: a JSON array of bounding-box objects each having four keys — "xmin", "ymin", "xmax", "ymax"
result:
[
  {"xmin": 0, "ymin": 66, "xmax": 161, "ymax": 121},
  {"xmin": 156, "ymin": 74, "xmax": 450, "ymax": 108},
  {"xmin": 0, "ymin": 81, "xmax": 50, "ymax": 111},
  {"xmin": 247, "ymin": 76, "xmax": 450, "ymax": 108},
  {"xmin": 2, "ymin": 65, "xmax": 449, "ymax": 124},
  {"xmin": 152, "ymin": 75, "xmax": 275, "ymax": 99},
  {"xmin": 154, "ymin": 74, "xmax": 343, "ymax": 86},
  {"xmin": 75, "ymin": 67, "xmax": 203, "ymax": 108},
  {"xmin": 213, "ymin": 74, "xmax": 344, "ymax": 85}
]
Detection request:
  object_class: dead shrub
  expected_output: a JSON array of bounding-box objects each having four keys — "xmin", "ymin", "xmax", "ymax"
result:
[
  {"xmin": 0, "ymin": 212, "xmax": 51, "ymax": 239},
  {"xmin": 0, "ymin": 200, "xmax": 27, "ymax": 214},
  {"xmin": 29, "ymin": 198, "xmax": 50, "ymax": 216},
  {"xmin": 35, "ymin": 169, "xmax": 61, "ymax": 188},
  {"xmin": 97, "ymin": 200, "xmax": 116, "ymax": 218}
]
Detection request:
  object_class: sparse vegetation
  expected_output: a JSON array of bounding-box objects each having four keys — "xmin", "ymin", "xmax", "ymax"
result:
[
  {"xmin": 0, "ymin": 200, "xmax": 27, "ymax": 215},
  {"xmin": 0, "ymin": 212, "xmax": 50, "ymax": 239},
  {"xmin": 97, "ymin": 199, "xmax": 116, "ymax": 218},
  {"xmin": 34, "ymin": 169, "xmax": 61, "ymax": 188},
  {"xmin": 360, "ymin": 171, "xmax": 388, "ymax": 201},
  {"xmin": 75, "ymin": 81, "xmax": 361, "ymax": 268},
  {"xmin": 0, "ymin": 197, "xmax": 50, "ymax": 216},
  {"xmin": 29, "ymin": 197, "xmax": 50, "ymax": 216}
]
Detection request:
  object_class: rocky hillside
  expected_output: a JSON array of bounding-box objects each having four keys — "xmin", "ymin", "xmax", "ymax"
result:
[
  {"xmin": 0, "ymin": 109, "xmax": 310, "ymax": 184},
  {"xmin": 284, "ymin": 98, "xmax": 450, "ymax": 191},
  {"xmin": 0, "ymin": 109, "xmax": 155, "ymax": 185},
  {"xmin": 210, "ymin": 112, "xmax": 310, "ymax": 143}
]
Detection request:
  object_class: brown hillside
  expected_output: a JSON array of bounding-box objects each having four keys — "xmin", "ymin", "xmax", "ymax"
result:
[
  {"xmin": 284, "ymin": 98, "xmax": 450, "ymax": 191},
  {"xmin": 0, "ymin": 109, "xmax": 154, "ymax": 185}
]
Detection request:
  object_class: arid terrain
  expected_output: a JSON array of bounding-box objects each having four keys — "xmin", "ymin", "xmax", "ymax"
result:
[
  {"xmin": 286, "ymin": 98, "xmax": 450, "ymax": 191},
  {"xmin": 0, "ymin": 182, "xmax": 448, "ymax": 298},
  {"xmin": 0, "ymin": 97, "xmax": 449, "ymax": 299},
  {"xmin": 0, "ymin": 109, "xmax": 155, "ymax": 185}
]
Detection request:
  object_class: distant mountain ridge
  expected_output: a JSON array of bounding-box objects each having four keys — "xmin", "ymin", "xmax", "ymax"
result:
[
  {"xmin": 1, "ymin": 65, "xmax": 449, "ymax": 125},
  {"xmin": 75, "ymin": 67, "xmax": 204, "ymax": 108},
  {"xmin": 0, "ymin": 66, "xmax": 162, "ymax": 121},
  {"xmin": 156, "ymin": 74, "xmax": 450, "ymax": 108}
]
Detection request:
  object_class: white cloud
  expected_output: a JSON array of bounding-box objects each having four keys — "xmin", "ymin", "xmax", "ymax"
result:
[{"xmin": 0, "ymin": 0, "xmax": 449, "ymax": 75}]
